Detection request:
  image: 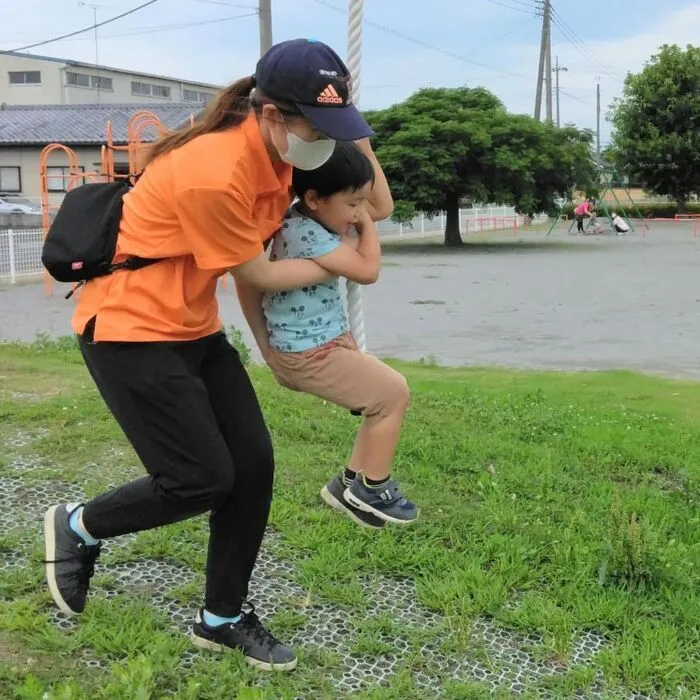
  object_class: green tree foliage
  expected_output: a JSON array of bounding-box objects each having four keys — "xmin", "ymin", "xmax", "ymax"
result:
[
  {"xmin": 609, "ymin": 44, "xmax": 700, "ymax": 212},
  {"xmin": 366, "ymin": 87, "xmax": 595, "ymax": 246}
]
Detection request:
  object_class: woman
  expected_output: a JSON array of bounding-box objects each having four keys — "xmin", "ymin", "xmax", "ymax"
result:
[
  {"xmin": 574, "ymin": 197, "xmax": 594, "ymax": 233},
  {"xmin": 43, "ymin": 38, "xmax": 393, "ymax": 672}
]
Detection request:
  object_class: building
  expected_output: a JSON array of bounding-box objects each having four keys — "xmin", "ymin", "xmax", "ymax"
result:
[
  {"xmin": 0, "ymin": 50, "xmax": 220, "ymax": 107},
  {"xmin": 0, "ymin": 103, "xmax": 200, "ymax": 206}
]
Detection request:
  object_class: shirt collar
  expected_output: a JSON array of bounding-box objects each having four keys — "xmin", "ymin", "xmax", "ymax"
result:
[{"xmin": 241, "ymin": 113, "xmax": 292, "ymax": 196}]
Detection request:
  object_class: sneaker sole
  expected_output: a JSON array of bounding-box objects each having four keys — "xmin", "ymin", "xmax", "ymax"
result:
[
  {"xmin": 343, "ymin": 489, "xmax": 419, "ymax": 525},
  {"xmin": 44, "ymin": 505, "xmax": 78, "ymax": 617},
  {"xmin": 320, "ymin": 486, "xmax": 384, "ymax": 530},
  {"xmin": 190, "ymin": 633, "xmax": 298, "ymax": 671}
]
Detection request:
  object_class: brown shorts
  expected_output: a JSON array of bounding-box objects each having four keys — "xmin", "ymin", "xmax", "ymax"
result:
[{"xmin": 267, "ymin": 333, "xmax": 409, "ymax": 423}]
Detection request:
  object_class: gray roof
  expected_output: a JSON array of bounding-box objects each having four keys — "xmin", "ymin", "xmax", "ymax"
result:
[
  {"xmin": 0, "ymin": 50, "xmax": 221, "ymax": 89},
  {"xmin": 0, "ymin": 103, "xmax": 202, "ymax": 146}
]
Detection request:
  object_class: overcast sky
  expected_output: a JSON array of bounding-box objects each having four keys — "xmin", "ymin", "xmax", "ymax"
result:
[{"xmin": 3, "ymin": 0, "xmax": 700, "ymax": 145}]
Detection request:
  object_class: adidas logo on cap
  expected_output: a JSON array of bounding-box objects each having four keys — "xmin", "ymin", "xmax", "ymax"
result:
[{"xmin": 317, "ymin": 83, "xmax": 344, "ymax": 105}]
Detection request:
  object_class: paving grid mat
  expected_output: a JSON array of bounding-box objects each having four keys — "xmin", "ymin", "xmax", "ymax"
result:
[{"xmin": 0, "ymin": 429, "xmax": 653, "ymax": 698}]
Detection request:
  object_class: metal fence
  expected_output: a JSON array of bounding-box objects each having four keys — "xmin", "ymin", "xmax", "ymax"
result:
[
  {"xmin": 0, "ymin": 206, "xmax": 526, "ymax": 284},
  {"xmin": 0, "ymin": 227, "xmax": 45, "ymax": 283}
]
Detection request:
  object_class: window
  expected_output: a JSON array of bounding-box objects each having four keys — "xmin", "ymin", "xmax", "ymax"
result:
[
  {"xmin": 8, "ymin": 70, "xmax": 41, "ymax": 85},
  {"xmin": 66, "ymin": 71, "xmax": 89, "ymax": 87},
  {"xmin": 131, "ymin": 81, "xmax": 150, "ymax": 96},
  {"xmin": 46, "ymin": 166, "xmax": 85, "ymax": 193},
  {"xmin": 0, "ymin": 167, "xmax": 21, "ymax": 193},
  {"xmin": 184, "ymin": 89, "xmax": 213, "ymax": 104},
  {"xmin": 131, "ymin": 80, "xmax": 170, "ymax": 99},
  {"xmin": 66, "ymin": 71, "xmax": 113, "ymax": 90},
  {"xmin": 92, "ymin": 75, "xmax": 113, "ymax": 90}
]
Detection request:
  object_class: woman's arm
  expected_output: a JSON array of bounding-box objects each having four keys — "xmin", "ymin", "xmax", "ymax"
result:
[
  {"xmin": 235, "ymin": 280, "xmax": 270, "ymax": 359},
  {"xmin": 231, "ymin": 253, "xmax": 332, "ymax": 291},
  {"xmin": 355, "ymin": 138, "xmax": 394, "ymax": 222}
]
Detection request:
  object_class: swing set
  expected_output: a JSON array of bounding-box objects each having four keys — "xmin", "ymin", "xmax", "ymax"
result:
[
  {"xmin": 547, "ymin": 167, "xmax": 649, "ymax": 237},
  {"xmin": 39, "ymin": 110, "xmax": 194, "ymax": 294}
]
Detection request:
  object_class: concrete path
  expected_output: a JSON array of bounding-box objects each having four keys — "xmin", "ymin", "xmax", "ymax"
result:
[{"xmin": 2, "ymin": 227, "xmax": 699, "ymax": 379}]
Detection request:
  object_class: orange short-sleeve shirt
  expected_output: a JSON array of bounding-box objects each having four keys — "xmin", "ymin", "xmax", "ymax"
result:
[{"xmin": 71, "ymin": 114, "xmax": 292, "ymax": 342}]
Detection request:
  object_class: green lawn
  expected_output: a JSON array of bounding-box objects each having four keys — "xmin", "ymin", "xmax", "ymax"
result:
[{"xmin": 0, "ymin": 337, "xmax": 698, "ymax": 699}]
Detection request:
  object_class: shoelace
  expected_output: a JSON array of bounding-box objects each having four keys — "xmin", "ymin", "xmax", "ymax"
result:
[
  {"xmin": 44, "ymin": 542, "xmax": 102, "ymax": 586},
  {"xmin": 235, "ymin": 608, "xmax": 280, "ymax": 648}
]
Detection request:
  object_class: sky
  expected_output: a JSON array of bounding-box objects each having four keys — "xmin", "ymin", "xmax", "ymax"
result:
[{"xmin": 2, "ymin": 0, "xmax": 700, "ymax": 146}]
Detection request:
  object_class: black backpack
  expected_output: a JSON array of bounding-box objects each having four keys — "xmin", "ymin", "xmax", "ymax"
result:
[{"xmin": 42, "ymin": 178, "xmax": 163, "ymax": 299}]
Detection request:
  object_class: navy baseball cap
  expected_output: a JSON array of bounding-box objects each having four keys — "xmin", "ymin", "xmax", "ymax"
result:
[{"xmin": 254, "ymin": 38, "xmax": 374, "ymax": 141}]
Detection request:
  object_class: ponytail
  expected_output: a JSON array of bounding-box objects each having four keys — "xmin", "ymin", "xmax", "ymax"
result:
[{"xmin": 144, "ymin": 76, "xmax": 256, "ymax": 165}]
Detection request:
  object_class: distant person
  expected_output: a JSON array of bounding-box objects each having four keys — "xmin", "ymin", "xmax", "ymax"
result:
[
  {"xmin": 611, "ymin": 212, "xmax": 630, "ymax": 235},
  {"xmin": 574, "ymin": 198, "xmax": 594, "ymax": 232}
]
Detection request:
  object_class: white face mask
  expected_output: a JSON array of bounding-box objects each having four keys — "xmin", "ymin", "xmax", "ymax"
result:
[{"xmin": 273, "ymin": 120, "xmax": 336, "ymax": 171}]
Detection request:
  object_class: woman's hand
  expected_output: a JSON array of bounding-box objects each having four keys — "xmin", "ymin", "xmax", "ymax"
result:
[{"xmin": 354, "ymin": 138, "xmax": 394, "ymax": 222}]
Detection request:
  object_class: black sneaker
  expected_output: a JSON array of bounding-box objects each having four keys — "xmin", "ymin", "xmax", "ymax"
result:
[
  {"xmin": 321, "ymin": 474, "xmax": 385, "ymax": 529},
  {"xmin": 344, "ymin": 476, "xmax": 418, "ymax": 524},
  {"xmin": 191, "ymin": 606, "xmax": 297, "ymax": 671},
  {"xmin": 44, "ymin": 503, "xmax": 101, "ymax": 615}
]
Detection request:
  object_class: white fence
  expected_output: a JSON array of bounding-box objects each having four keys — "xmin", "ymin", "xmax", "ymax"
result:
[
  {"xmin": 0, "ymin": 206, "xmax": 527, "ymax": 284},
  {"xmin": 0, "ymin": 228, "xmax": 44, "ymax": 283},
  {"xmin": 377, "ymin": 206, "xmax": 527, "ymax": 240}
]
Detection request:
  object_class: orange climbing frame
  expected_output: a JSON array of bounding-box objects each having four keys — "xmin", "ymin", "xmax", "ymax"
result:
[{"xmin": 39, "ymin": 111, "xmax": 183, "ymax": 295}]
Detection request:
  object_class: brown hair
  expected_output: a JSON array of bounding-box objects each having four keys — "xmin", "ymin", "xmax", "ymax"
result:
[{"xmin": 144, "ymin": 76, "xmax": 301, "ymax": 166}]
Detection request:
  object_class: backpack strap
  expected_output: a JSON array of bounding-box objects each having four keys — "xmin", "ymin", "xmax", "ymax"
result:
[{"xmin": 64, "ymin": 256, "xmax": 164, "ymax": 300}]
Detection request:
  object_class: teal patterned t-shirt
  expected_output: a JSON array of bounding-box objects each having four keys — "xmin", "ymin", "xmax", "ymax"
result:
[{"xmin": 263, "ymin": 207, "xmax": 348, "ymax": 353}]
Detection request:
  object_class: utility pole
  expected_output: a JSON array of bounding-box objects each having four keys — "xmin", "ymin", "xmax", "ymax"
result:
[
  {"xmin": 534, "ymin": 0, "xmax": 547, "ymax": 120},
  {"xmin": 596, "ymin": 79, "xmax": 601, "ymax": 163},
  {"xmin": 553, "ymin": 56, "xmax": 568, "ymax": 127},
  {"xmin": 544, "ymin": 0, "xmax": 552, "ymax": 124},
  {"xmin": 534, "ymin": 0, "xmax": 552, "ymax": 122},
  {"xmin": 258, "ymin": 0, "xmax": 272, "ymax": 56},
  {"xmin": 78, "ymin": 2, "xmax": 101, "ymax": 102}
]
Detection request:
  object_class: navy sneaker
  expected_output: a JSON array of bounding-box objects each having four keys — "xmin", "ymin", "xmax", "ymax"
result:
[
  {"xmin": 344, "ymin": 476, "xmax": 418, "ymax": 524},
  {"xmin": 44, "ymin": 503, "xmax": 101, "ymax": 615},
  {"xmin": 321, "ymin": 474, "xmax": 385, "ymax": 529},
  {"xmin": 191, "ymin": 606, "xmax": 297, "ymax": 672}
]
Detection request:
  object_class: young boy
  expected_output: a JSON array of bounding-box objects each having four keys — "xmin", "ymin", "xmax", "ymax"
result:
[
  {"xmin": 262, "ymin": 142, "xmax": 417, "ymax": 528},
  {"xmin": 611, "ymin": 212, "xmax": 629, "ymax": 235}
]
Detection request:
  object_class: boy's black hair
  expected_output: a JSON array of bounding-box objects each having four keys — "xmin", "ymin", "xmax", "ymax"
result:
[{"xmin": 292, "ymin": 141, "xmax": 375, "ymax": 200}]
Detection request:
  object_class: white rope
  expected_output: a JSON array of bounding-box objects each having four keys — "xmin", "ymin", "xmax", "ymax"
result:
[{"xmin": 346, "ymin": 0, "xmax": 367, "ymax": 352}]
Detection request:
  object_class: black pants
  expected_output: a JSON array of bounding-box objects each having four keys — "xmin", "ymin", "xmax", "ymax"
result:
[
  {"xmin": 79, "ymin": 331, "xmax": 274, "ymax": 616},
  {"xmin": 576, "ymin": 215, "xmax": 585, "ymax": 232}
]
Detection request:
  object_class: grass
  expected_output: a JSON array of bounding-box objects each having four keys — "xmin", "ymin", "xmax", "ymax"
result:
[{"xmin": 1, "ymin": 336, "xmax": 699, "ymax": 698}]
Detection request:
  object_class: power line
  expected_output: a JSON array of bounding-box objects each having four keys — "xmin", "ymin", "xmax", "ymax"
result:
[
  {"xmin": 550, "ymin": 6, "xmax": 624, "ymax": 80},
  {"xmin": 466, "ymin": 15, "xmax": 538, "ymax": 55},
  {"xmin": 559, "ymin": 87, "xmax": 595, "ymax": 108},
  {"xmin": 188, "ymin": 0, "xmax": 257, "ymax": 7},
  {"xmin": 486, "ymin": 0, "xmax": 539, "ymax": 15},
  {"xmin": 95, "ymin": 12, "xmax": 257, "ymax": 40},
  {"xmin": 311, "ymin": 0, "xmax": 534, "ymax": 82},
  {"xmin": 10, "ymin": 0, "xmax": 160, "ymax": 52}
]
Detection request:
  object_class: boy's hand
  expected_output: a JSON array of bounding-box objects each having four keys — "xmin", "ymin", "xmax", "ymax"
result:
[
  {"xmin": 354, "ymin": 207, "xmax": 375, "ymax": 235},
  {"xmin": 341, "ymin": 227, "xmax": 360, "ymax": 251}
]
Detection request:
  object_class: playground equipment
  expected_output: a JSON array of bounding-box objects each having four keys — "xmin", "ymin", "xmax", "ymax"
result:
[
  {"xmin": 345, "ymin": 0, "xmax": 366, "ymax": 352},
  {"xmin": 547, "ymin": 167, "xmax": 649, "ymax": 237},
  {"xmin": 39, "ymin": 111, "xmax": 178, "ymax": 294}
]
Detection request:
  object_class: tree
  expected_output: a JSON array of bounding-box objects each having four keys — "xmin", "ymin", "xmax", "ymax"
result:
[
  {"xmin": 609, "ymin": 44, "xmax": 700, "ymax": 212},
  {"xmin": 366, "ymin": 87, "xmax": 595, "ymax": 246}
]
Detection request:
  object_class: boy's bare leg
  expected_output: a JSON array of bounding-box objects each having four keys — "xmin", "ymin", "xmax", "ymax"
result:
[{"xmin": 348, "ymin": 400, "xmax": 409, "ymax": 481}]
